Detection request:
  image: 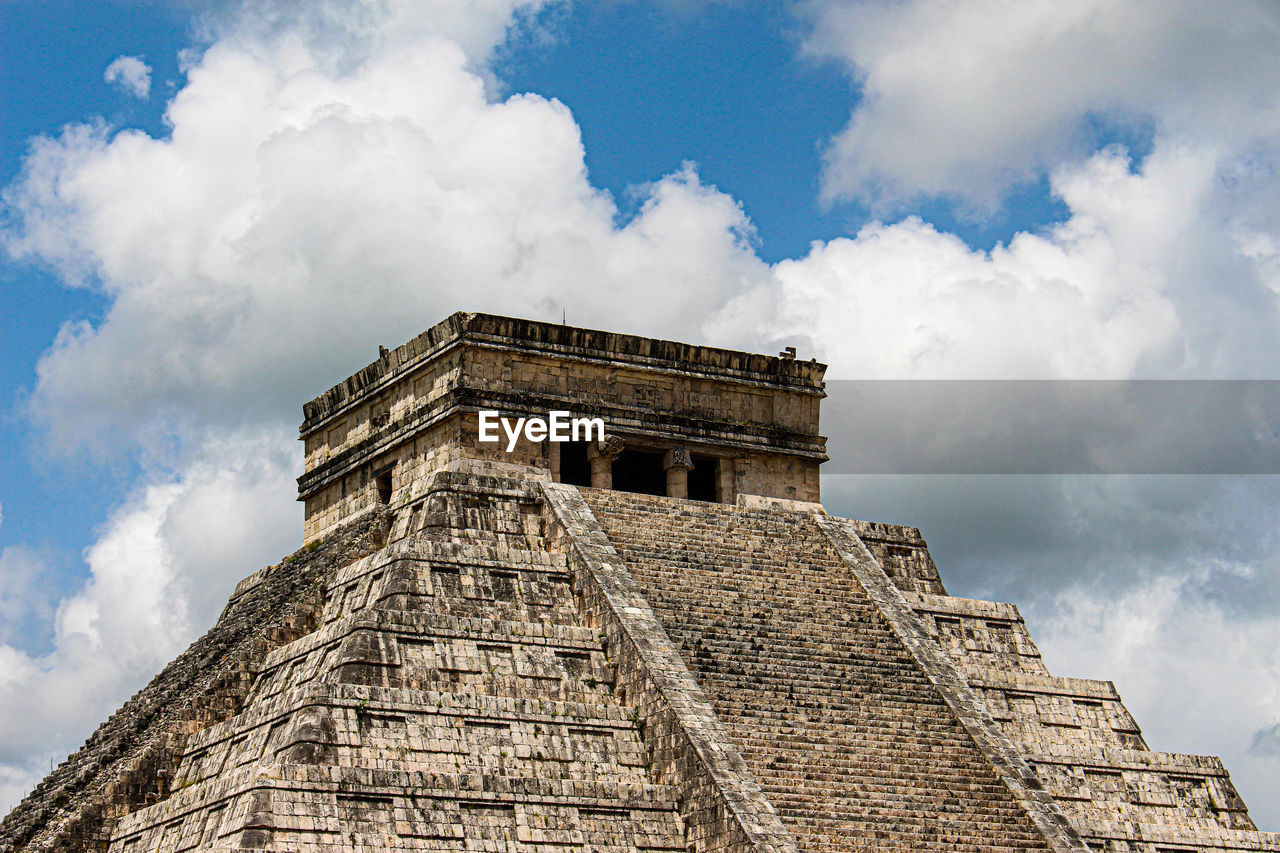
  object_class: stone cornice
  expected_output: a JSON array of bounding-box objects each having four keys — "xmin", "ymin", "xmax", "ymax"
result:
[{"xmin": 299, "ymin": 312, "xmax": 827, "ymax": 434}]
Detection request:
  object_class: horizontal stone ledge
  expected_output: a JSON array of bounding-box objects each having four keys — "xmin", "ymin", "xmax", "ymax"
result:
[
  {"xmin": 301, "ymin": 311, "xmax": 826, "ymax": 428},
  {"xmin": 114, "ymin": 765, "xmax": 681, "ymax": 839},
  {"xmin": 181, "ymin": 685, "xmax": 641, "ymax": 755},
  {"xmin": 904, "ymin": 591, "xmax": 1024, "ymax": 621},
  {"xmin": 1027, "ymin": 745, "xmax": 1229, "ymax": 775},
  {"xmin": 1075, "ymin": 820, "xmax": 1280, "ymax": 850},
  {"xmin": 297, "ymin": 389, "xmax": 827, "ymax": 499},
  {"xmin": 965, "ymin": 669, "xmax": 1123, "ymax": 700}
]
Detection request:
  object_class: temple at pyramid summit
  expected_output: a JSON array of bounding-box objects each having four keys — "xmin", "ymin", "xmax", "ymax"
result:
[{"xmin": 3, "ymin": 311, "xmax": 1277, "ymax": 853}]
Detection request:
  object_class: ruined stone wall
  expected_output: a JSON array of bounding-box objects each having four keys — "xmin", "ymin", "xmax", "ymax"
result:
[
  {"xmin": 847, "ymin": 519, "xmax": 948, "ymax": 596},
  {"xmin": 17, "ymin": 310, "xmax": 1278, "ymax": 853},
  {"xmin": 902, "ymin": 587, "xmax": 1280, "ymax": 852},
  {"xmin": 303, "ymin": 414, "xmax": 560, "ymax": 542},
  {"xmin": 302, "ymin": 347, "xmax": 466, "ymax": 473},
  {"xmin": 299, "ymin": 314, "xmax": 825, "ymax": 435},
  {"xmin": 10, "ymin": 466, "xmax": 1279, "ymax": 853},
  {"xmin": 455, "ymin": 348, "xmax": 821, "ymax": 437}
]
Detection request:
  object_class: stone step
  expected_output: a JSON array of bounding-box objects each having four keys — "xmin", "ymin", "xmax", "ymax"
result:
[
  {"xmin": 337, "ymin": 538, "xmax": 569, "ymax": 579},
  {"xmin": 1028, "ymin": 744, "xmax": 1231, "ymax": 775},
  {"xmin": 176, "ymin": 713, "xmax": 652, "ymax": 791},
  {"xmin": 114, "ymin": 764, "xmax": 685, "ymax": 852},
  {"xmin": 256, "ymin": 608, "xmax": 603, "ymax": 678},
  {"xmin": 905, "ymin": 591, "xmax": 1025, "ymax": 620},
  {"xmin": 181, "ymin": 683, "xmax": 646, "ymax": 759}
]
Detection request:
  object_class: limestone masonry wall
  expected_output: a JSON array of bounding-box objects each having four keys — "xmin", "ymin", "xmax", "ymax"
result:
[
  {"xmin": 902, "ymin": 589, "xmax": 1280, "ymax": 852},
  {"xmin": 92, "ymin": 472, "xmax": 694, "ymax": 853},
  {"xmin": 6, "ymin": 463, "xmax": 1279, "ymax": 853}
]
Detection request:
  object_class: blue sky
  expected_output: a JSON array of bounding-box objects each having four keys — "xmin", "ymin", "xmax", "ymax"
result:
[
  {"xmin": 2, "ymin": 0, "xmax": 1279, "ymax": 831},
  {"xmin": 0, "ymin": 0, "xmax": 186, "ymax": 577}
]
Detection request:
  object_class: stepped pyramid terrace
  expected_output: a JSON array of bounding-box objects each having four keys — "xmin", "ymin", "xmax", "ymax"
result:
[{"xmin": 2, "ymin": 311, "xmax": 1276, "ymax": 853}]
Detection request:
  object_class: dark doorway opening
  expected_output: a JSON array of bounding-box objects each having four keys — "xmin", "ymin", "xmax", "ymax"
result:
[
  {"xmin": 688, "ymin": 455, "xmax": 719, "ymax": 502},
  {"xmin": 374, "ymin": 468, "xmax": 393, "ymax": 505},
  {"xmin": 612, "ymin": 449, "xmax": 666, "ymax": 497},
  {"xmin": 559, "ymin": 441, "xmax": 591, "ymax": 487}
]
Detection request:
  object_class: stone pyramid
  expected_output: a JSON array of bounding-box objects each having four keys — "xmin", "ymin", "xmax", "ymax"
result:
[{"xmin": 2, "ymin": 313, "xmax": 1275, "ymax": 853}]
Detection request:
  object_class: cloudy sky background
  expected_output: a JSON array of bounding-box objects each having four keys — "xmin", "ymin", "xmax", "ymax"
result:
[{"xmin": 1, "ymin": 0, "xmax": 1278, "ymax": 827}]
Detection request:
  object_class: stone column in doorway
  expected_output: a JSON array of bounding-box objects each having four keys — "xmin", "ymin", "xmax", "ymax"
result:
[
  {"xmin": 663, "ymin": 447, "xmax": 695, "ymax": 499},
  {"xmin": 588, "ymin": 436, "xmax": 625, "ymax": 489}
]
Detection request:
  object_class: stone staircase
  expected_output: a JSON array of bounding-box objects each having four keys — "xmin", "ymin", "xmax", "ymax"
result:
[
  {"xmin": 107, "ymin": 473, "xmax": 686, "ymax": 852},
  {"xmin": 576, "ymin": 486, "xmax": 1277, "ymax": 853},
  {"xmin": 581, "ymin": 488, "xmax": 1062, "ymax": 853}
]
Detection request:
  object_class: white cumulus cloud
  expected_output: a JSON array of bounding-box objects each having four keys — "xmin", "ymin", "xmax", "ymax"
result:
[
  {"xmin": 803, "ymin": 0, "xmax": 1280, "ymax": 208},
  {"xmin": 0, "ymin": 427, "xmax": 300, "ymax": 803},
  {"xmin": 713, "ymin": 140, "xmax": 1280, "ymax": 379},
  {"xmin": 5, "ymin": 7, "xmax": 766, "ymax": 456},
  {"xmin": 0, "ymin": 547, "xmax": 58, "ymax": 650},
  {"xmin": 103, "ymin": 56, "xmax": 152, "ymax": 99},
  {"xmin": 777, "ymin": 0, "xmax": 1280, "ymax": 380}
]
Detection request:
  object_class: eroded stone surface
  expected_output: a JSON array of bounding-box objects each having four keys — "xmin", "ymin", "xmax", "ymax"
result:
[{"xmin": 100, "ymin": 476, "xmax": 689, "ymax": 853}]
